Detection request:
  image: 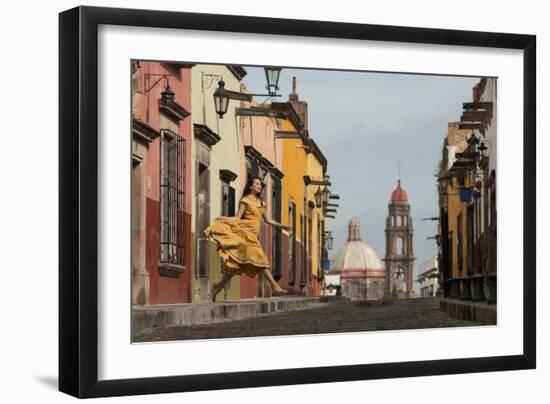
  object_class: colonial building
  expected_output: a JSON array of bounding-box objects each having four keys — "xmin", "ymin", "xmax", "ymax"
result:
[
  {"xmin": 131, "ymin": 61, "xmax": 193, "ymax": 304},
  {"xmin": 304, "ymin": 138, "xmax": 329, "ymax": 296},
  {"xmin": 439, "ymin": 122, "xmax": 471, "ymax": 299},
  {"xmin": 329, "ymin": 218, "xmax": 385, "ymax": 301},
  {"xmin": 132, "ymin": 65, "xmax": 336, "ymax": 304},
  {"xmin": 438, "ymin": 77, "xmax": 497, "ymax": 305},
  {"xmin": 235, "ymin": 77, "xmax": 331, "ymax": 297},
  {"xmin": 384, "ymin": 179, "xmax": 415, "ymax": 299},
  {"xmin": 191, "ymin": 64, "xmax": 246, "ymax": 302},
  {"xmin": 416, "ymin": 256, "xmax": 439, "ymax": 297},
  {"xmin": 475, "ymin": 78, "xmax": 497, "ymax": 304},
  {"xmin": 236, "ymin": 88, "xmax": 285, "ymax": 298}
]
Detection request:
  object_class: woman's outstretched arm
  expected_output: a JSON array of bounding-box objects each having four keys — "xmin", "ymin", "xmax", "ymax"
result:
[{"xmin": 262, "ymin": 210, "xmax": 291, "ymax": 231}]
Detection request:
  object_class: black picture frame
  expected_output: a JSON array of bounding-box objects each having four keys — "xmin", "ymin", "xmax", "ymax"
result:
[{"xmin": 59, "ymin": 5, "xmax": 536, "ymax": 399}]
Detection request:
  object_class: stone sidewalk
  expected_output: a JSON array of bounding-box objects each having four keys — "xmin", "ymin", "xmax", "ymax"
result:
[{"xmin": 133, "ymin": 295, "xmax": 343, "ymax": 336}]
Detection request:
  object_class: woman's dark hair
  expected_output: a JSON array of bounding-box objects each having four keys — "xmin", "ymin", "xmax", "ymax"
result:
[{"xmin": 242, "ymin": 176, "xmax": 265, "ymax": 199}]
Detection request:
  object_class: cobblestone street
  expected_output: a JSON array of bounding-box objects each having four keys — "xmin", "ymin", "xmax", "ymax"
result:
[{"xmin": 134, "ymin": 297, "xmax": 483, "ymax": 342}]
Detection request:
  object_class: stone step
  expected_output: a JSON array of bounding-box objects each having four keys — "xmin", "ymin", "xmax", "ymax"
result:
[{"xmin": 133, "ymin": 295, "xmax": 345, "ymax": 336}]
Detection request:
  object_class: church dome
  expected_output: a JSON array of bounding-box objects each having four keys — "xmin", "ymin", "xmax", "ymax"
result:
[
  {"xmin": 391, "ymin": 179, "xmax": 408, "ymax": 202},
  {"xmin": 330, "ymin": 218, "xmax": 384, "ymax": 272}
]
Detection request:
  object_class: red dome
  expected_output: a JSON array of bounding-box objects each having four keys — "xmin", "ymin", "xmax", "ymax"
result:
[{"xmin": 391, "ymin": 180, "xmax": 408, "ymax": 202}]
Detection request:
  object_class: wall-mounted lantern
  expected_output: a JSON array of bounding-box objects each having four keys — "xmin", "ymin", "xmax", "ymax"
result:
[
  {"xmin": 478, "ymin": 141, "xmax": 488, "ymax": 157},
  {"xmin": 314, "ymin": 186, "xmax": 324, "ymax": 208},
  {"xmin": 213, "ymin": 80, "xmax": 232, "ymax": 118},
  {"xmin": 264, "ymin": 66, "xmax": 282, "ymax": 95},
  {"xmin": 324, "ymin": 231, "xmax": 334, "ymax": 250},
  {"xmin": 321, "ymin": 185, "xmax": 331, "ymax": 206},
  {"xmin": 160, "ymin": 84, "xmax": 175, "ymax": 103}
]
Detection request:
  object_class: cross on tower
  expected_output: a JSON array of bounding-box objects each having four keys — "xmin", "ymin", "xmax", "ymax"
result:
[{"xmin": 396, "ymin": 161, "xmax": 402, "ymax": 182}]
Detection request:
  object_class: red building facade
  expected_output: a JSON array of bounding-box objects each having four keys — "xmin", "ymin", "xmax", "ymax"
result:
[{"xmin": 132, "ymin": 61, "xmax": 194, "ymax": 304}]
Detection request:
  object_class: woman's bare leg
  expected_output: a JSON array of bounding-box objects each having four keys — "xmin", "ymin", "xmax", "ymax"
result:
[
  {"xmin": 261, "ymin": 268, "xmax": 287, "ymax": 293},
  {"xmin": 211, "ymin": 273, "xmax": 233, "ymax": 302}
]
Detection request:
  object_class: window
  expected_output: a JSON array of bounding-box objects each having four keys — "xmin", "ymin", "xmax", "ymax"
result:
[
  {"xmin": 396, "ymin": 237, "xmax": 403, "ymax": 255},
  {"xmin": 160, "ymin": 129, "xmax": 186, "ymax": 266},
  {"xmin": 317, "ymin": 217, "xmax": 322, "ymax": 273},
  {"xmin": 449, "ymin": 232, "xmax": 454, "ymax": 277},
  {"xmin": 245, "ymin": 148, "xmax": 260, "ymax": 180},
  {"xmin": 371, "ymin": 282, "xmax": 379, "ymax": 297},
  {"xmin": 467, "ymin": 205, "xmax": 474, "ymax": 275},
  {"xmin": 221, "ymin": 183, "xmax": 235, "ymax": 217},
  {"xmin": 477, "ymin": 192, "xmax": 482, "ymax": 239},
  {"xmin": 300, "ymin": 212, "xmax": 307, "ymax": 287},
  {"xmin": 490, "ymin": 182, "xmax": 496, "ymax": 227},
  {"xmin": 288, "ymin": 200, "xmax": 296, "ymax": 285},
  {"xmin": 271, "ymin": 176, "xmax": 282, "ymax": 279},
  {"xmin": 457, "ymin": 212, "xmax": 463, "ymax": 272},
  {"xmin": 306, "ymin": 205, "xmax": 313, "ymax": 284}
]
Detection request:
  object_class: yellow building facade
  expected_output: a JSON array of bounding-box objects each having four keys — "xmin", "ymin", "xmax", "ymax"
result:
[
  {"xmin": 272, "ymin": 102, "xmax": 309, "ymax": 293},
  {"xmin": 271, "ymin": 101, "xmax": 328, "ymax": 296},
  {"xmin": 443, "ymin": 122, "xmax": 475, "ymax": 299},
  {"xmin": 305, "ymin": 139, "xmax": 328, "ymax": 296}
]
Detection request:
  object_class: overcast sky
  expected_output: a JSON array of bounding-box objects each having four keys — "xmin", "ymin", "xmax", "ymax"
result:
[{"xmin": 242, "ymin": 66, "xmax": 480, "ymax": 293}]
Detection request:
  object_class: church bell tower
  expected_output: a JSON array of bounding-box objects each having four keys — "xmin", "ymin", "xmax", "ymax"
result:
[{"xmin": 384, "ymin": 179, "xmax": 415, "ymax": 299}]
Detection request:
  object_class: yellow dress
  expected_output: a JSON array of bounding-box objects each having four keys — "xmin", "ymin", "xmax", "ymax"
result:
[{"xmin": 204, "ymin": 195, "xmax": 270, "ymax": 277}]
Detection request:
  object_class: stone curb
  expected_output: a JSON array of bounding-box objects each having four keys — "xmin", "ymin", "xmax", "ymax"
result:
[
  {"xmin": 439, "ymin": 298, "xmax": 497, "ymax": 324},
  {"xmin": 133, "ymin": 296, "xmax": 345, "ymax": 335}
]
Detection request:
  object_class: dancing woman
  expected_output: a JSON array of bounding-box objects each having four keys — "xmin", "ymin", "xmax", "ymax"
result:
[{"xmin": 204, "ymin": 176, "xmax": 291, "ymax": 302}]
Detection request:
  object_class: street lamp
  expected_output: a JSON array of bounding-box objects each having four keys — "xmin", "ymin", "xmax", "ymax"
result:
[
  {"xmin": 160, "ymin": 83, "xmax": 175, "ymax": 103},
  {"xmin": 478, "ymin": 141, "xmax": 488, "ymax": 157},
  {"xmin": 264, "ymin": 66, "xmax": 282, "ymax": 95},
  {"xmin": 324, "ymin": 231, "xmax": 334, "ymax": 250},
  {"xmin": 314, "ymin": 186, "xmax": 324, "ymax": 208},
  {"xmin": 321, "ymin": 185, "xmax": 331, "ymax": 206},
  {"xmin": 213, "ymin": 80, "xmax": 231, "ymax": 118},
  {"xmin": 213, "ymin": 66, "xmax": 284, "ymax": 119},
  {"xmin": 467, "ymin": 132, "xmax": 480, "ymax": 147}
]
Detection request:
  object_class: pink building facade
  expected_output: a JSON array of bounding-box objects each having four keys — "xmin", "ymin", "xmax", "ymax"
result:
[
  {"xmin": 237, "ymin": 95, "xmax": 285, "ymax": 297},
  {"xmin": 131, "ymin": 61, "xmax": 194, "ymax": 304}
]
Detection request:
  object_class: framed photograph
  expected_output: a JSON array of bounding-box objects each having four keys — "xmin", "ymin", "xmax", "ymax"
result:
[{"xmin": 59, "ymin": 5, "xmax": 536, "ymax": 398}]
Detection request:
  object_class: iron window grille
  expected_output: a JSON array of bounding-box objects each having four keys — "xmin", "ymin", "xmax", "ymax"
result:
[{"xmin": 160, "ymin": 129, "xmax": 186, "ymax": 266}]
